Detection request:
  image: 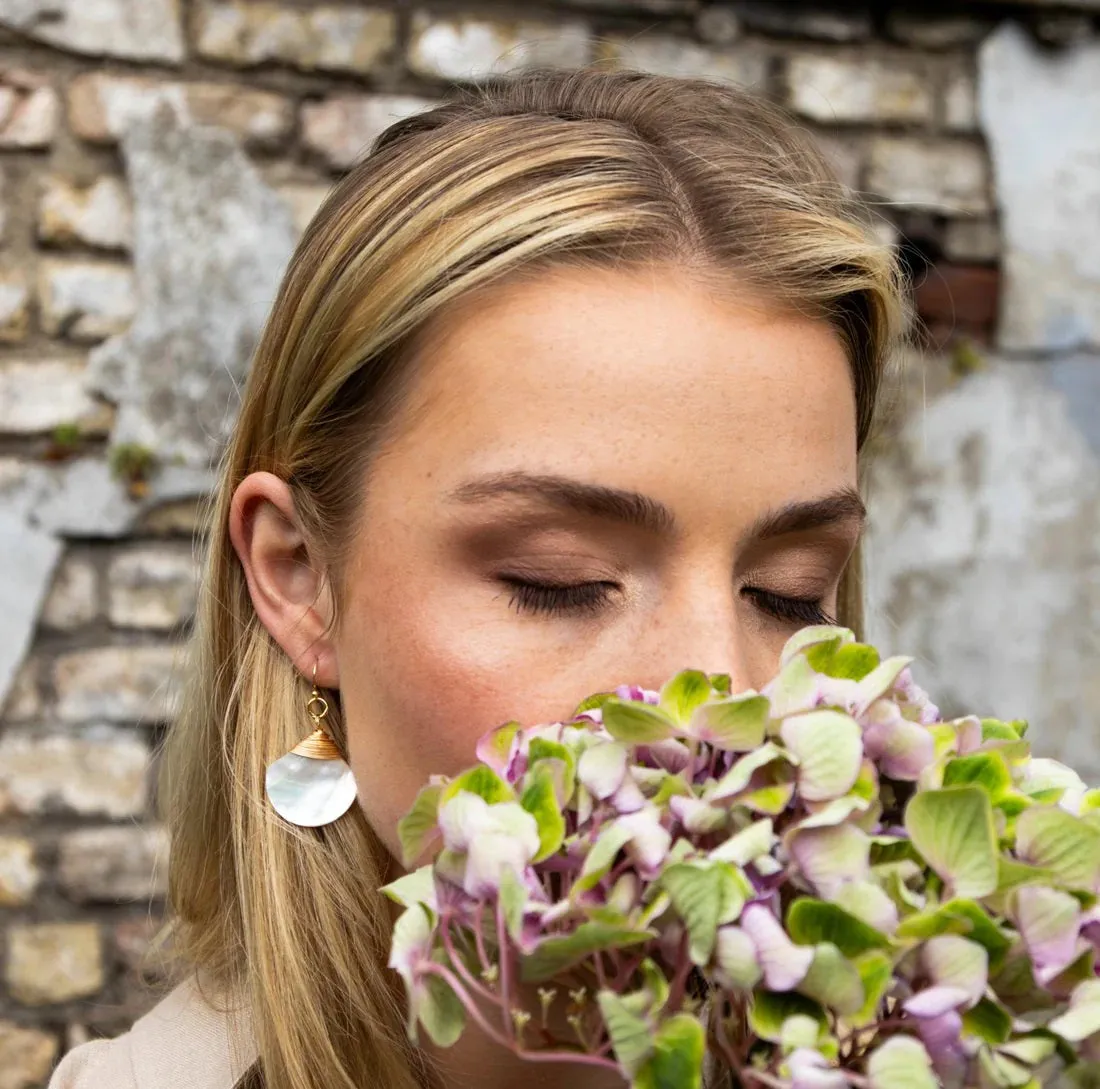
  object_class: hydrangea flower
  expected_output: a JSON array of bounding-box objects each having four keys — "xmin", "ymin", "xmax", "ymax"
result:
[{"xmin": 383, "ymin": 624, "xmax": 1100, "ymax": 1088}]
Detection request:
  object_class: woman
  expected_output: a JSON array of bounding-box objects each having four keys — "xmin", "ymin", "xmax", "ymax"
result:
[{"xmin": 49, "ymin": 65, "xmax": 904, "ymax": 1089}]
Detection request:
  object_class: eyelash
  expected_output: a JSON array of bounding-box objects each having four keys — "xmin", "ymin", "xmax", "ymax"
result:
[{"xmin": 500, "ymin": 579, "xmax": 835, "ymax": 626}]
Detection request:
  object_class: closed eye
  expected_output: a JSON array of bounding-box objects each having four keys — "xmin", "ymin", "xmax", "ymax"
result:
[{"xmin": 499, "ymin": 578, "xmax": 834, "ymax": 627}]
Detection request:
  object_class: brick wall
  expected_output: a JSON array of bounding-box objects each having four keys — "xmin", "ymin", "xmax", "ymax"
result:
[{"xmin": 0, "ymin": 1, "xmax": 1094, "ymax": 1085}]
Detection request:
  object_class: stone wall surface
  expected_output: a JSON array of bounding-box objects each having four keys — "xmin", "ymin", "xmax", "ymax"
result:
[{"xmin": 0, "ymin": 0, "xmax": 1090, "ymax": 1083}]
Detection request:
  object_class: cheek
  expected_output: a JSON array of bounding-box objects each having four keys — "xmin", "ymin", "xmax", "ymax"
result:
[{"xmin": 335, "ymin": 553, "xmax": 554, "ymax": 859}]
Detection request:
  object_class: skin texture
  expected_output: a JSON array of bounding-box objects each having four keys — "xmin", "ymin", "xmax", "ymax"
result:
[{"xmin": 230, "ymin": 262, "xmax": 863, "ymax": 1089}]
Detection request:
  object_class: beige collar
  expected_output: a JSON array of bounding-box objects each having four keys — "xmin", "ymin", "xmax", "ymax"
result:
[{"xmin": 130, "ymin": 973, "xmax": 259, "ymax": 1088}]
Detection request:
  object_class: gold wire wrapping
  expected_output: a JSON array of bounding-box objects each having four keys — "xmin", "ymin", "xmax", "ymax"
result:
[{"xmin": 291, "ymin": 727, "xmax": 343, "ymax": 760}]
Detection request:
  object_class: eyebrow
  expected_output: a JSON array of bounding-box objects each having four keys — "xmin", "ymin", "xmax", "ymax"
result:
[{"xmin": 446, "ymin": 471, "xmax": 866, "ymax": 541}]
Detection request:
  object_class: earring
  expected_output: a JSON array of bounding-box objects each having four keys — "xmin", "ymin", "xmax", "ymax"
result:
[{"xmin": 265, "ymin": 661, "xmax": 358, "ymax": 827}]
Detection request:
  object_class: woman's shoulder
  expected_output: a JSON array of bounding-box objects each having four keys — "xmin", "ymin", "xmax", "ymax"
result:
[{"xmin": 48, "ymin": 972, "xmax": 257, "ymax": 1089}]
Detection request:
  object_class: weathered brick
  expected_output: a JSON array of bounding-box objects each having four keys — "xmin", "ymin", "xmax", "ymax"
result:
[
  {"xmin": 0, "ymin": 728, "xmax": 149, "ymax": 818},
  {"xmin": 7, "ymin": 923, "xmax": 103, "ymax": 1006},
  {"xmin": 58, "ymin": 825, "xmax": 169, "ymax": 903},
  {"xmin": 886, "ymin": 12, "xmax": 994, "ymax": 48},
  {"xmin": 196, "ymin": 3, "xmax": 397, "ymax": 74},
  {"xmin": 943, "ymin": 70, "xmax": 977, "ymax": 133},
  {"xmin": 53, "ymin": 644, "xmax": 184, "ymax": 724},
  {"xmin": 868, "ymin": 137, "xmax": 990, "ymax": 215},
  {"xmin": 68, "ymin": 73, "xmax": 293, "ymax": 150},
  {"xmin": 0, "ymin": 657, "xmax": 41, "ymax": 724},
  {"xmin": 108, "ymin": 546, "xmax": 199, "ymax": 630},
  {"xmin": 408, "ymin": 13, "xmax": 590, "ymax": 81},
  {"xmin": 38, "ymin": 259, "xmax": 136, "ymax": 343},
  {"xmin": 944, "ymin": 218, "xmax": 1001, "ymax": 263},
  {"xmin": 1034, "ymin": 13, "xmax": 1094, "ymax": 46},
  {"xmin": 0, "ymin": 1022, "xmax": 58, "ymax": 1089},
  {"xmin": 301, "ymin": 94, "xmax": 438, "ymax": 171},
  {"xmin": 0, "ymin": 360, "xmax": 104, "ymax": 437},
  {"xmin": 595, "ymin": 33, "xmax": 767, "ymax": 87},
  {"xmin": 916, "ymin": 263, "xmax": 1000, "ymax": 331},
  {"xmin": 786, "ymin": 54, "xmax": 933, "ymax": 124},
  {"xmin": 277, "ymin": 182, "xmax": 333, "ymax": 235},
  {"xmin": 559, "ymin": 0, "xmax": 695, "ymax": 11},
  {"xmin": 736, "ymin": 2, "xmax": 870, "ymax": 41},
  {"xmin": 0, "ymin": 273, "xmax": 28, "ymax": 343},
  {"xmin": 41, "ymin": 553, "xmax": 99, "ymax": 631},
  {"xmin": 0, "ymin": 838, "xmax": 39, "ymax": 907},
  {"xmin": 0, "ymin": 0, "xmax": 184, "ymax": 64},
  {"xmin": 136, "ymin": 498, "xmax": 210, "ymax": 536},
  {"xmin": 0, "ymin": 69, "xmax": 59, "ymax": 148},
  {"xmin": 39, "ymin": 175, "xmax": 133, "ymax": 250}
]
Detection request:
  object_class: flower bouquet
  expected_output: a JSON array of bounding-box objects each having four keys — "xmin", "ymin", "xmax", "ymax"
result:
[{"xmin": 382, "ymin": 625, "xmax": 1100, "ymax": 1088}]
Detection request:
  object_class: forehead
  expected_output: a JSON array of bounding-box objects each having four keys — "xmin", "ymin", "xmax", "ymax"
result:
[{"xmin": 375, "ymin": 264, "xmax": 858, "ymax": 519}]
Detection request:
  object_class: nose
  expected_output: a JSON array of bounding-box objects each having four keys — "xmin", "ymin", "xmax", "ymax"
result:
[{"xmin": 621, "ymin": 569, "xmax": 751, "ymax": 695}]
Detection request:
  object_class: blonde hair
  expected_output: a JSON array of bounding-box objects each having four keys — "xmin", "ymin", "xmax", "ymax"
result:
[{"xmin": 159, "ymin": 66, "xmax": 906, "ymax": 1089}]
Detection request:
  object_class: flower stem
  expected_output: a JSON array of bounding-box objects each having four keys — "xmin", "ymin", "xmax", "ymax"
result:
[
  {"xmin": 440, "ymin": 917, "xmax": 499, "ymax": 1005},
  {"xmin": 421, "ymin": 964, "xmax": 622, "ymax": 1073}
]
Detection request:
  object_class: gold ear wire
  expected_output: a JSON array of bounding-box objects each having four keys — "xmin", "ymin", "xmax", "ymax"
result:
[{"xmin": 264, "ymin": 655, "xmax": 358, "ymax": 827}]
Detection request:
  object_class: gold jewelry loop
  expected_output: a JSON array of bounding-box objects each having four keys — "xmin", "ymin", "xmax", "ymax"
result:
[{"xmin": 307, "ymin": 694, "xmax": 329, "ymax": 722}]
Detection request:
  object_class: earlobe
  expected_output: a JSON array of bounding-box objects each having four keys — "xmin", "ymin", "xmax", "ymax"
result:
[{"xmin": 228, "ymin": 471, "xmax": 340, "ymax": 687}]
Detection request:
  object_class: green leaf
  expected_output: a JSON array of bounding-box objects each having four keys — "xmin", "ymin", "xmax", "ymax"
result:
[
  {"xmin": 982, "ymin": 718, "xmax": 1025, "ymax": 742},
  {"xmin": 1049, "ymin": 979, "xmax": 1100, "ymax": 1042},
  {"xmin": 417, "ymin": 971, "xmax": 466, "ymax": 1048},
  {"xmin": 661, "ymin": 861, "xmax": 748, "ymax": 966},
  {"xmin": 708, "ymin": 743, "xmax": 792, "ymax": 802},
  {"xmin": 709, "ymin": 818, "xmax": 775, "ymax": 867},
  {"xmin": 895, "ymin": 899, "xmax": 1012, "ymax": 970},
  {"xmin": 798, "ymin": 942, "xmax": 865, "ymax": 1015},
  {"xmin": 978, "ymin": 1047, "xmax": 1037, "ymax": 1088},
  {"xmin": 781, "ymin": 710, "xmax": 864, "ymax": 802},
  {"xmin": 848, "ymin": 951, "xmax": 893, "ymax": 1028},
  {"xmin": 597, "ymin": 990, "xmax": 653, "ymax": 1077},
  {"xmin": 962, "ymin": 997, "xmax": 1012, "ymax": 1044},
  {"xmin": 440, "ymin": 766, "xmax": 514, "ymax": 807},
  {"xmin": 996, "ymin": 856, "xmax": 1053, "ymax": 895},
  {"xmin": 904, "ymin": 786, "xmax": 999, "ymax": 899},
  {"xmin": 806, "ymin": 639, "xmax": 880, "ymax": 681},
  {"xmin": 476, "ymin": 721, "xmax": 520, "ymax": 773},
  {"xmin": 397, "ymin": 784, "xmax": 443, "ymax": 867},
  {"xmin": 576, "ymin": 821, "xmax": 634, "ymax": 893},
  {"xmin": 780, "ymin": 625, "xmax": 855, "ymax": 667},
  {"xmin": 786, "ymin": 898, "xmax": 890, "ymax": 958},
  {"xmin": 379, "ymin": 864, "xmax": 436, "ymax": 910},
  {"xmin": 519, "ymin": 763, "xmax": 566, "ymax": 863},
  {"xmin": 867, "ymin": 1037, "xmax": 936, "ymax": 1089},
  {"xmin": 708, "ymin": 672, "xmax": 732, "ymax": 696},
  {"xmin": 943, "ymin": 751, "xmax": 1013, "ymax": 798},
  {"xmin": 528, "ymin": 737, "xmax": 577, "ymax": 787},
  {"xmin": 748, "ymin": 989, "xmax": 826, "ymax": 1043},
  {"xmin": 573, "ymin": 690, "xmax": 616, "ymax": 716},
  {"xmin": 498, "ymin": 866, "xmax": 528, "ymax": 945},
  {"xmin": 520, "ymin": 921, "xmax": 653, "ymax": 982},
  {"xmin": 659, "ymin": 670, "xmax": 713, "ymax": 726},
  {"xmin": 632, "ymin": 1015, "xmax": 705, "ymax": 1089},
  {"xmin": 602, "ymin": 698, "xmax": 676, "ymax": 744},
  {"xmin": 687, "ymin": 693, "xmax": 769, "ymax": 751},
  {"xmin": 1015, "ymin": 805, "xmax": 1100, "ymax": 890},
  {"xmin": 997, "ymin": 1034, "xmax": 1057, "ymax": 1066}
]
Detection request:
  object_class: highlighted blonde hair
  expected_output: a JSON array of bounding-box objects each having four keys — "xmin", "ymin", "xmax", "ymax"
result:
[{"xmin": 159, "ymin": 66, "xmax": 906, "ymax": 1089}]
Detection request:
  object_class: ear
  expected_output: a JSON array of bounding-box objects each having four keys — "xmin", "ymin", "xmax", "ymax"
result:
[{"xmin": 228, "ymin": 471, "xmax": 340, "ymax": 688}]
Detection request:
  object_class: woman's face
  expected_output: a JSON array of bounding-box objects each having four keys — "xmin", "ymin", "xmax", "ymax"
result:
[{"xmin": 328, "ymin": 264, "xmax": 862, "ymax": 860}]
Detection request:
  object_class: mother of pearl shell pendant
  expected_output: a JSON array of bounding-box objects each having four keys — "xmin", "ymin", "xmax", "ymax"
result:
[{"xmin": 265, "ymin": 728, "xmax": 358, "ymax": 827}]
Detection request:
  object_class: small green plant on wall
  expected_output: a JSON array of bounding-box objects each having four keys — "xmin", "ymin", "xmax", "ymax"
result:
[
  {"xmin": 108, "ymin": 442, "xmax": 159, "ymax": 501},
  {"xmin": 42, "ymin": 421, "xmax": 84, "ymax": 462}
]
